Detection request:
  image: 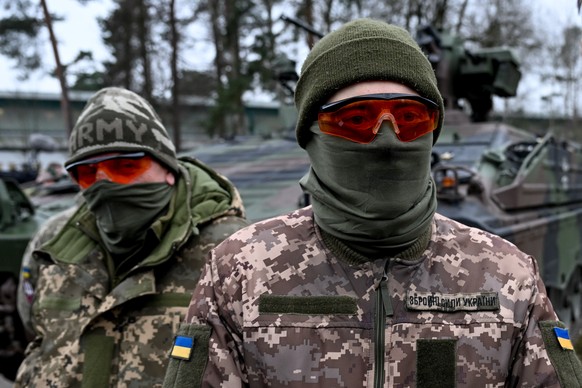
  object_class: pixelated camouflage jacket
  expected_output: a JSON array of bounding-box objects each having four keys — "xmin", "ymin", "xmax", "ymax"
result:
[
  {"xmin": 17, "ymin": 203, "xmax": 80, "ymax": 337},
  {"xmin": 14, "ymin": 157, "xmax": 249, "ymax": 388},
  {"xmin": 164, "ymin": 206, "xmax": 582, "ymax": 388}
]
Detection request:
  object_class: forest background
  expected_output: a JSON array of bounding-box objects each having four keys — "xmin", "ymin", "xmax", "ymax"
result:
[{"xmin": 0, "ymin": 0, "xmax": 581, "ymax": 149}]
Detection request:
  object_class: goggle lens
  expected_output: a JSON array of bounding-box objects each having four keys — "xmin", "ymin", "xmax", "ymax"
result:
[
  {"xmin": 67, "ymin": 152, "xmax": 152, "ymax": 189},
  {"xmin": 318, "ymin": 93, "xmax": 439, "ymax": 144}
]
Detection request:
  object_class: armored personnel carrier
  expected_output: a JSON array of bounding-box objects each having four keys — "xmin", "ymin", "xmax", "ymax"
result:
[
  {"xmin": 0, "ymin": 177, "xmax": 39, "ymax": 381},
  {"xmin": 418, "ymin": 26, "xmax": 582, "ymax": 339},
  {"xmin": 0, "ymin": 176, "xmax": 77, "ymax": 381}
]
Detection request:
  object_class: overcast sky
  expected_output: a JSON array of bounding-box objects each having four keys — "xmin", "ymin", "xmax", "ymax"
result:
[{"xmin": 1, "ymin": 0, "xmax": 581, "ymax": 116}]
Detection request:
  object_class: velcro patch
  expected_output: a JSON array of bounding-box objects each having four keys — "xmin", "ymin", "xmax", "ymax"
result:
[
  {"xmin": 164, "ymin": 324, "xmax": 211, "ymax": 386},
  {"xmin": 259, "ymin": 294, "xmax": 358, "ymax": 315},
  {"xmin": 417, "ymin": 339, "xmax": 456, "ymax": 388},
  {"xmin": 406, "ymin": 291, "xmax": 500, "ymax": 312},
  {"xmin": 170, "ymin": 335, "xmax": 194, "ymax": 360},
  {"xmin": 539, "ymin": 321, "xmax": 582, "ymax": 387}
]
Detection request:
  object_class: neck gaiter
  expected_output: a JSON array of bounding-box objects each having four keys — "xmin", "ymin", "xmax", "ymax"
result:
[
  {"xmin": 82, "ymin": 180, "xmax": 175, "ymax": 256},
  {"xmin": 300, "ymin": 123, "xmax": 436, "ymax": 255}
]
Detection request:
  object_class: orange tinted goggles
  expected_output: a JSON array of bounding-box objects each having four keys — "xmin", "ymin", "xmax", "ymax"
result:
[
  {"xmin": 66, "ymin": 152, "xmax": 152, "ymax": 189},
  {"xmin": 318, "ymin": 93, "xmax": 440, "ymax": 143}
]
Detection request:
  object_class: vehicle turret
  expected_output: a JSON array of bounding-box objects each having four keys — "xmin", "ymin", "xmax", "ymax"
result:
[{"xmin": 423, "ymin": 26, "xmax": 582, "ymax": 340}]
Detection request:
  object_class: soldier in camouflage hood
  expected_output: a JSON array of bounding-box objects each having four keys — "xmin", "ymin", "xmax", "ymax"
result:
[
  {"xmin": 163, "ymin": 20, "xmax": 582, "ymax": 387},
  {"xmin": 14, "ymin": 87, "xmax": 249, "ymax": 387}
]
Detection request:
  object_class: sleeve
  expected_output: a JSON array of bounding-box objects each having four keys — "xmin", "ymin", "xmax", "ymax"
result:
[
  {"xmin": 508, "ymin": 256, "xmax": 582, "ymax": 387},
  {"xmin": 16, "ymin": 232, "xmax": 41, "ymax": 340},
  {"xmin": 16, "ymin": 206, "xmax": 76, "ymax": 338},
  {"xmin": 163, "ymin": 248, "xmax": 247, "ymax": 388}
]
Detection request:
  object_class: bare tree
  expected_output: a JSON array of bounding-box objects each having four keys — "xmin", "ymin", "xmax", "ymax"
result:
[
  {"xmin": 169, "ymin": 0, "xmax": 181, "ymax": 150},
  {"xmin": 101, "ymin": 1, "xmax": 137, "ymax": 90},
  {"xmin": 40, "ymin": 0, "xmax": 73, "ymax": 134},
  {"xmin": 137, "ymin": 0, "xmax": 153, "ymax": 100},
  {"xmin": 559, "ymin": 25, "xmax": 582, "ymax": 119},
  {"xmin": 101, "ymin": 0, "xmax": 155, "ymax": 99},
  {"xmin": 202, "ymin": 0, "xmax": 254, "ymax": 139}
]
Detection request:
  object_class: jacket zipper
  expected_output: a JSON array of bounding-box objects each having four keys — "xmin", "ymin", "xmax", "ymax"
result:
[{"xmin": 374, "ymin": 261, "xmax": 393, "ymax": 388}]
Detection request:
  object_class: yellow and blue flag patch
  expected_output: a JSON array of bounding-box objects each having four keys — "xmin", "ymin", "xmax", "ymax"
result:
[
  {"xmin": 553, "ymin": 327, "xmax": 574, "ymax": 350},
  {"xmin": 170, "ymin": 335, "xmax": 194, "ymax": 360}
]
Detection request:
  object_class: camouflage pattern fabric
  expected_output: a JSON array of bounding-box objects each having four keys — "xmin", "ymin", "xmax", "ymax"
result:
[
  {"xmin": 14, "ymin": 158, "xmax": 248, "ymax": 387},
  {"xmin": 165, "ymin": 207, "xmax": 578, "ymax": 387},
  {"xmin": 17, "ymin": 203, "xmax": 80, "ymax": 338}
]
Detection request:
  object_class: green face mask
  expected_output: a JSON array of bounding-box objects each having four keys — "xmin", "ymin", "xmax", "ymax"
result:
[
  {"xmin": 300, "ymin": 122, "xmax": 436, "ymax": 254},
  {"xmin": 82, "ymin": 180, "xmax": 175, "ymax": 256}
]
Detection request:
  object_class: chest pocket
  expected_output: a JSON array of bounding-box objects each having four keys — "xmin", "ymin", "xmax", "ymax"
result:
[
  {"xmin": 33, "ymin": 263, "xmax": 103, "ymax": 338},
  {"xmin": 388, "ymin": 302, "xmax": 519, "ymax": 387},
  {"xmin": 244, "ymin": 294, "xmax": 372, "ymax": 387},
  {"xmin": 84, "ymin": 292, "xmax": 192, "ymax": 387},
  {"xmin": 253, "ymin": 294, "xmax": 365, "ymax": 327}
]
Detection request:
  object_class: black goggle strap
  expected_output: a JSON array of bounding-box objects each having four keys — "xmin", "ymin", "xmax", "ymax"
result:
[
  {"xmin": 319, "ymin": 93, "xmax": 438, "ymax": 113},
  {"xmin": 65, "ymin": 152, "xmax": 146, "ymax": 171}
]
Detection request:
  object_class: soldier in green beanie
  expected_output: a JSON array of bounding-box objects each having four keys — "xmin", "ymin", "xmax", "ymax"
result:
[
  {"xmin": 14, "ymin": 87, "xmax": 249, "ymax": 387},
  {"xmin": 163, "ymin": 19, "xmax": 582, "ymax": 387}
]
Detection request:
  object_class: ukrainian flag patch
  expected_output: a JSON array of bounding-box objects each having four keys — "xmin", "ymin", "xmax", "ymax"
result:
[
  {"xmin": 170, "ymin": 335, "xmax": 194, "ymax": 360},
  {"xmin": 554, "ymin": 327, "xmax": 574, "ymax": 350}
]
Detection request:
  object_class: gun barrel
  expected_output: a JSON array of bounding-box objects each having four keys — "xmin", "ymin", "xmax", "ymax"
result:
[{"xmin": 280, "ymin": 15, "xmax": 324, "ymax": 39}]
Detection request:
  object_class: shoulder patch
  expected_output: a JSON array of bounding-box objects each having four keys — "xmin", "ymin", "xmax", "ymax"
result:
[
  {"xmin": 163, "ymin": 323, "xmax": 211, "ymax": 387},
  {"xmin": 406, "ymin": 291, "xmax": 499, "ymax": 312},
  {"xmin": 539, "ymin": 321, "xmax": 582, "ymax": 387}
]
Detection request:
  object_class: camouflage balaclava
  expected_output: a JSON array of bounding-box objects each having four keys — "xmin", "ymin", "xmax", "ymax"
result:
[
  {"xmin": 65, "ymin": 87, "xmax": 179, "ymax": 173},
  {"xmin": 296, "ymin": 19, "xmax": 442, "ymax": 257}
]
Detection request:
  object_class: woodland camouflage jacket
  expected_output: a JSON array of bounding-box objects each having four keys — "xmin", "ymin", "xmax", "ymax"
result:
[
  {"xmin": 164, "ymin": 207, "xmax": 582, "ymax": 388},
  {"xmin": 14, "ymin": 157, "xmax": 249, "ymax": 388}
]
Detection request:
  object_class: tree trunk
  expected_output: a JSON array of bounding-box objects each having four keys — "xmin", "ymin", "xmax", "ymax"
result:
[
  {"xmin": 169, "ymin": 0, "xmax": 181, "ymax": 151},
  {"xmin": 209, "ymin": 0, "xmax": 226, "ymax": 138},
  {"xmin": 225, "ymin": 0, "xmax": 245, "ymax": 137},
  {"xmin": 138, "ymin": 0, "xmax": 152, "ymax": 100},
  {"xmin": 455, "ymin": 0, "xmax": 469, "ymax": 34},
  {"xmin": 304, "ymin": 0, "xmax": 316, "ymax": 49},
  {"xmin": 40, "ymin": 0, "xmax": 73, "ymax": 135}
]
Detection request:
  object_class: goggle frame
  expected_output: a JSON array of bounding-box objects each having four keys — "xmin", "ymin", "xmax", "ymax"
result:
[{"xmin": 318, "ymin": 93, "xmax": 440, "ymax": 144}]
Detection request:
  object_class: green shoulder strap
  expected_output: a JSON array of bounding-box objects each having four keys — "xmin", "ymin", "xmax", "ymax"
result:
[
  {"xmin": 163, "ymin": 322, "xmax": 211, "ymax": 388},
  {"xmin": 539, "ymin": 320, "xmax": 582, "ymax": 387}
]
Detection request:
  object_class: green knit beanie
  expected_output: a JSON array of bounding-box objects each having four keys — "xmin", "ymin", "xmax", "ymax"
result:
[
  {"xmin": 65, "ymin": 87, "xmax": 179, "ymax": 173},
  {"xmin": 294, "ymin": 18, "xmax": 444, "ymax": 149}
]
